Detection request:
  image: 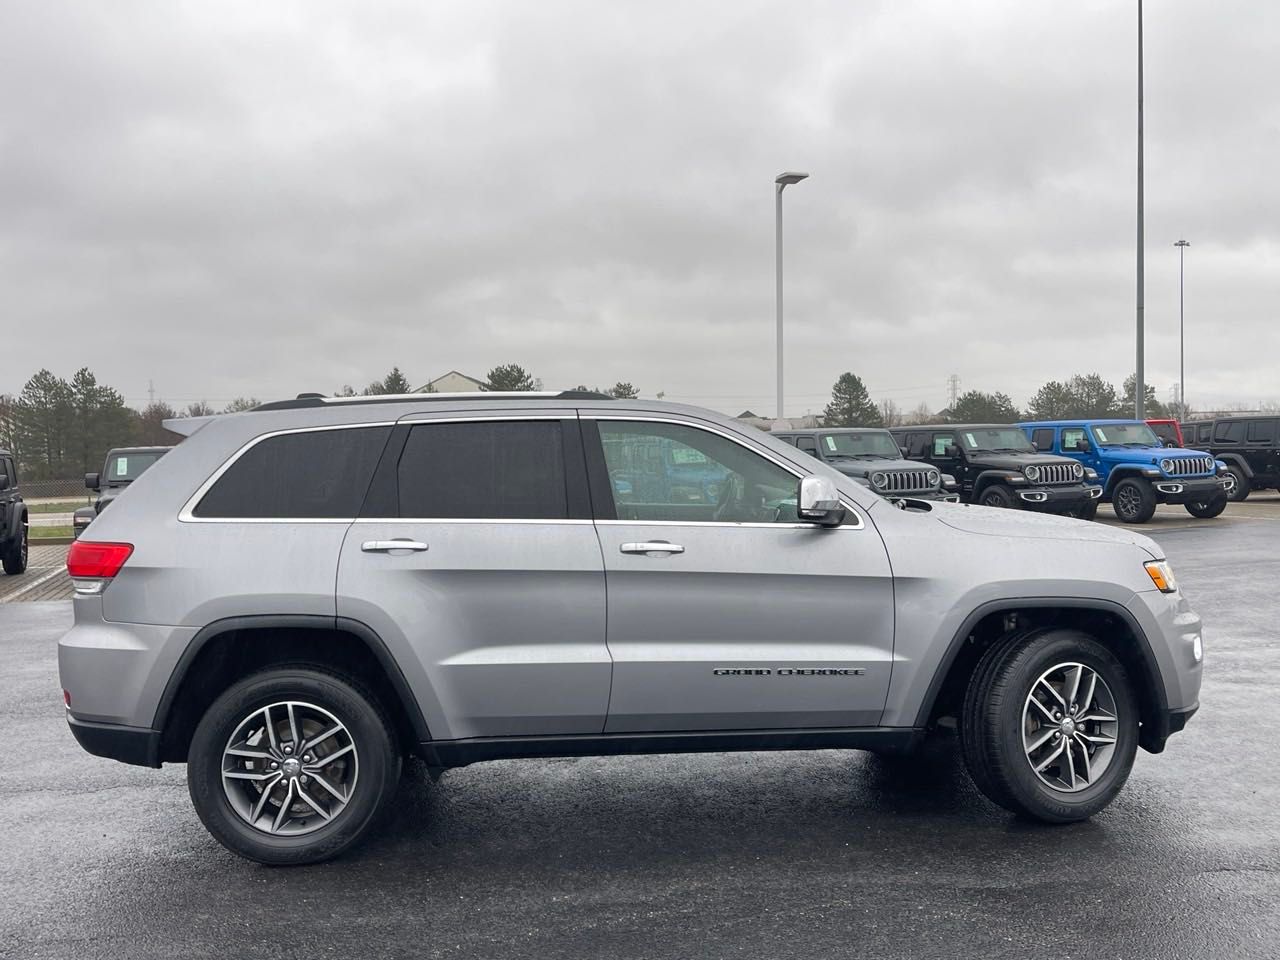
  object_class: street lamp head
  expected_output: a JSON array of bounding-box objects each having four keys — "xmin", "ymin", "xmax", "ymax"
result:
[
  {"xmin": 775, "ymin": 171, "xmax": 809, "ymax": 187},
  {"xmin": 1174, "ymin": 239, "xmax": 1190, "ymax": 247}
]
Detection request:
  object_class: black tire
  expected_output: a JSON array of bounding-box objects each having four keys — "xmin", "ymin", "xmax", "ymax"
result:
[
  {"xmin": 1069, "ymin": 499, "xmax": 1099, "ymax": 521},
  {"xmin": 1111, "ymin": 477, "xmax": 1157, "ymax": 524},
  {"xmin": 1184, "ymin": 496, "xmax": 1227, "ymax": 519},
  {"xmin": 1226, "ymin": 466, "xmax": 1249, "ymax": 502},
  {"xmin": 959, "ymin": 629, "xmax": 1139, "ymax": 823},
  {"xmin": 2, "ymin": 524, "xmax": 28, "ymax": 575},
  {"xmin": 188, "ymin": 665, "xmax": 401, "ymax": 866},
  {"xmin": 978, "ymin": 484, "xmax": 1016, "ymax": 509}
]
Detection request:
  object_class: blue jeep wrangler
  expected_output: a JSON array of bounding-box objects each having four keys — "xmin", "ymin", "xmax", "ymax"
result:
[{"xmin": 1017, "ymin": 419, "xmax": 1232, "ymax": 523}]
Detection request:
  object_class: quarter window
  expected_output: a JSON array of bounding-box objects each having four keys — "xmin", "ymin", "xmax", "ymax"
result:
[
  {"xmin": 596, "ymin": 421, "xmax": 801, "ymax": 524},
  {"xmin": 194, "ymin": 426, "xmax": 391, "ymax": 519},
  {"xmin": 397, "ymin": 420, "xmax": 568, "ymax": 519}
]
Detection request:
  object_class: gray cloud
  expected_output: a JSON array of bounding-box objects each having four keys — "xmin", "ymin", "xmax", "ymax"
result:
[{"xmin": 2, "ymin": 0, "xmax": 1277, "ymax": 415}]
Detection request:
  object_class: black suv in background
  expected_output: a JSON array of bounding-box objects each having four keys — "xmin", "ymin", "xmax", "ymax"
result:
[
  {"xmin": 1182, "ymin": 416, "xmax": 1279, "ymax": 502},
  {"xmin": 0, "ymin": 450, "xmax": 29, "ymax": 575},
  {"xmin": 73, "ymin": 446, "xmax": 172, "ymax": 538},
  {"xmin": 773, "ymin": 427, "xmax": 960, "ymax": 501},
  {"xmin": 892, "ymin": 423, "xmax": 1102, "ymax": 517}
]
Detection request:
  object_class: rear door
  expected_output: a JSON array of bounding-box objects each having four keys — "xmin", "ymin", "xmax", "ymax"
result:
[
  {"xmin": 336, "ymin": 414, "xmax": 610, "ymax": 741},
  {"xmin": 584, "ymin": 415, "xmax": 895, "ymax": 733}
]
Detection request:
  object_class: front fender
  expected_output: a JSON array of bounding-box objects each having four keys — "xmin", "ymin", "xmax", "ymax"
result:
[
  {"xmin": 971, "ymin": 469, "xmax": 1024, "ymax": 497},
  {"xmin": 1215, "ymin": 453, "xmax": 1253, "ymax": 478}
]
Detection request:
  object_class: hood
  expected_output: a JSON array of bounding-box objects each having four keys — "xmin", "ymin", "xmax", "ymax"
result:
[
  {"xmin": 931, "ymin": 501, "xmax": 1161, "ymax": 559},
  {"xmin": 829, "ymin": 457, "xmax": 935, "ymax": 478},
  {"xmin": 1097, "ymin": 445, "xmax": 1207, "ymax": 463},
  {"xmin": 972, "ymin": 451, "xmax": 1077, "ymax": 470}
]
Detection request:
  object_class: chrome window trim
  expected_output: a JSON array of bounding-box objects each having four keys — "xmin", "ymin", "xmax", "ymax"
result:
[
  {"xmin": 585, "ymin": 414, "xmax": 865, "ymax": 531},
  {"xmin": 179, "ymin": 415, "xmax": 570, "ymax": 524},
  {"xmin": 353, "ymin": 517, "xmax": 593, "ymax": 526}
]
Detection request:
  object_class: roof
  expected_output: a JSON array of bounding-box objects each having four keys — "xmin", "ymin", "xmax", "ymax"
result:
[
  {"xmin": 1015, "ymin": 419, "xmax": 1146, "ymax": 428},
  {"xmin": 892, "ymin": 423, "xmax": 1021, "ymax": 431},
  {"xmin": 105, "ymin": 446, "xmax": 174, "ymax": 455},
  {"xmin": 773, "ymin": 426, "xmax": 888, "ymax": 435},
  {"xmin": 413, "ymin": 370, "xmax": 489, "ymax": 393}
]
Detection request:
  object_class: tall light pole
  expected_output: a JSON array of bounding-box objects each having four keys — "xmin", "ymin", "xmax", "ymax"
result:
[
  {"xmin": 775, "ymin": 171, "xmax": 809, "ymax": 423},
  {"xmin": 1135, "ymin": 0, "xmax": 1146, "ymax": 419},
  {"xmin": 1175, "ymin": 239, "xmax": 1190, "ymax": 416}
]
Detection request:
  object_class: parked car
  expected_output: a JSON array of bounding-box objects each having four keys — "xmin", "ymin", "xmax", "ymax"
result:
[
  {"xmin": 60, "ymin": 392, "xmax": 1202, "ymax": 864},
  {"xmin": 772, "ymin": 427, "xmax": 960, "ymax": 501},
  {"xmin": 890, "ymin": 423, "xmax": 1102, "ymax": 517},
  {"xmin": 1145, "ymin": 419, "xmax": 1184, "ymax": 448},
  {"xmin": 1180, "ymin": 416, "xmax": 1280, "ymax": 502},
  {"xmin": 73, "ymin": 446, "xmax": 172, "ymax": 538},
  {"xmin": 1019, "ymin": 420, "xmax": 1232, "ymax": 523},
  {"xmin": 0, "ymin": 449, "xmax": 28, "ymax": 575}
]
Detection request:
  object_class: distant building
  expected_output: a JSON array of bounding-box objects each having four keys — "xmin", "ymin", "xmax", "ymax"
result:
[
  {"xmin": 414, "ymin": 370, "xmax": 488, "ymax": 393},
  {"xmin": 735, "ymin": 411, "xmax": 821, "ymax": 431}
]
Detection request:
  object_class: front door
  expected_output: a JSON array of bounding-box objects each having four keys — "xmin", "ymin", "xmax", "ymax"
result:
[
  {"xmin": 336, "ymin": 415, "xmax": 610, "ymax": 741},
  {"xmin": 584, "ymin": 417, "xmax": 895, "ymax": 733}
]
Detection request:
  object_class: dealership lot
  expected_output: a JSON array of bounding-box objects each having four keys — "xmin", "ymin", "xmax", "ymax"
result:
[{"xmin": 0, "ymin": 499, "xmax": 1277, "ymax": 958}]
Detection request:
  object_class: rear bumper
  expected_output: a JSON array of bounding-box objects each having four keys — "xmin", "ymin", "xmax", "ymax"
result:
[
  {"xmin": 1153, "ymin": 476, "xmax": 1230, "ymax": 503},
  {"xmin": 67, "ymin": 715, "xmax": 161, "ymax": 768}
]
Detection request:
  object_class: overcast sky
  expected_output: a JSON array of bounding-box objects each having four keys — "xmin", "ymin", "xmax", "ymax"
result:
[{"xmin": 2, "ymin": 0, "xmax": 1277, "ymax": 417}]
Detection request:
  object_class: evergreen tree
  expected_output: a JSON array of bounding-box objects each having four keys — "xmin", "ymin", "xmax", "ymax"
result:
[
  {"xmin": 364, "ymin": 367, "xmax": 412, "ymax": 395},
  {"xmin": 944, "ymin": 390, "xmax": 1020, "ymax": 423},
  {"xmin": 822, "ymin": 373, "xmax": 883, "ymax": 427},
  {"xmin": 486, "ymin": 364, "xmax": 538, "ymax": 391}
]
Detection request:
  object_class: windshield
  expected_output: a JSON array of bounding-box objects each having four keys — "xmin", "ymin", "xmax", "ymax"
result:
[
  {"xmin": 105, "ymin": 452, "xmax": 162, "ymax": 483},
  {"xmin": 822, "ymin": 431, "xmax": 901, "ymax": 459},
  {"xmin": 1092, "ymin": 423, "xmax": 1160, "ymax": 447},
  {"xmin": 958, "ymin": 427, "xmax": 1034, "ymax": 453}
]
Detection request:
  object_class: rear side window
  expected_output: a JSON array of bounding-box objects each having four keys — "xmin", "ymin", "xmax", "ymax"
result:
[
  {"xmin": 397, "ymin": 420, "xmax": 567, "ymax": 519},
  {"xmin": 1214, "ymin": 420, "xmax": 1245, "ymax": 443},
  {"xmin": 194, "ymin": 426, "xmax": 391, "ymax": 519},
  {"xmin": 1247, "ymin": 420, "xmax": 1276, "ymax": 443},
  {"xmin": 1031, "ymin": 428, "xmax": 1055, "ymax": 451}
]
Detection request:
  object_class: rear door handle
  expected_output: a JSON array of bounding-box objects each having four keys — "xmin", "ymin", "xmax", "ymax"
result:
[
  {"xmin": 620, "ymin": 541, "xmax": 684, "ymax": 556},
  {"xmin": 361, "ymin": 539, "xmax": 429, "ymax": 553}
]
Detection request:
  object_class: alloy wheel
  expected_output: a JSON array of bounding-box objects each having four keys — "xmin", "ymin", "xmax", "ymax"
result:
[
  {"xmin": 221, "ymin": 700, "xmax": 359, "ymax": 836},
  {"xmin": 1115, "ymin": 485, "xmax": 1141, "ymax": 519},
  {"xmin": 1022, "ymin": 662, "xmax": 1119, "ymax": 793}
]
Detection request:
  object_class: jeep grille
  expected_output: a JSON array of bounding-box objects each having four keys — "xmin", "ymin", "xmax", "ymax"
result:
[
  {"xmin": 878, "ymin": 469, "xmax": 936, "ymax": 494},
  {"xmin": 1166, "ymin": 455, "xmax": 1214, "ymax": 477},
  {"xmin": 1034, "ymin": 463, "xmax": 1080, "ymax": 486}
]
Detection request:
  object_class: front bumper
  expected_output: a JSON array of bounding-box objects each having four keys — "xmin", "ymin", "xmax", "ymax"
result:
[
  {"xmin": 67, "ymin": 715, "xmax": 161, "ymax": 768},
  {"xmin": 1151, "ymin": 476, "xmax": 1230, "ymax": 504},
  {"xmin": 1015, "ymin": 483, "xmax": 1102, "ymax": 513}
]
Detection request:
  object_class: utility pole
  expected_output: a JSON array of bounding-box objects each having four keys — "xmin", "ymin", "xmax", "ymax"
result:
[
  {"xmin": 148, "ymin": 380, "xmax": 156, "ymax": 406},
  {"xmin": 1175, "ymin": 239, "xmax": 1190, "ymax": 418},
  {"xmin": 1135, "ymin": 0, "xmax": 1146, "ymax": 419},
  {"xmin": 774, "ymin": 172, "xmax": 809, "ymax": 424},
  {"xmin": 947, "ymin": 374, "xmax": 961, "ymax": 409}
]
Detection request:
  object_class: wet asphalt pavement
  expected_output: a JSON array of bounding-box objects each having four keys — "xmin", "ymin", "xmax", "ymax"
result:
[{"xmin": 2, "ymin": 510, "xmax": 1279, "ymax": 959}]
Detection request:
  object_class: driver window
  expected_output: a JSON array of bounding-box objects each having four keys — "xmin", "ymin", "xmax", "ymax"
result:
[
  {"xmin": 932, "ymin": 434, "xmax": 955, "ymax": 456},
  {"xmin": 1062, "ymin": 427, "xmax": 1086, "ymax": 450},
  {"xmin": 596, "ymin": 421, "xmax": 801, "ymax": 524}
]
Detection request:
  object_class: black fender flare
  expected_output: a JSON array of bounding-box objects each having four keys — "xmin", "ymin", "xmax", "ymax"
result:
[
  {"xmin": 1102, "ymin": 467, "xmax": 1153, "ymax": 496},
  {"xmin": 914, "ymin": 597, "xmax": 1172, "ymax": 751},
  {"xmin": 4, "ymin": 502, "xmax": 27, "ymax": 543},
  {"xmin": 151, "ymin": 614, "xmax": 432, "ymax": 742},
  {"xmin": 1215, "ymin": 452, "xmax": 1253, "ymax": 478},
  {"xmin": 970, "ymin": 470, "xmax": 1021, "ymax": 500}
]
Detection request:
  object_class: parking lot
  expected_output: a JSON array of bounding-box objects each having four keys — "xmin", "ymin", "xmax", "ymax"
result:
[{"xmin": 1, "ymin": 497, "xmax": 1278, "ymax": 959}]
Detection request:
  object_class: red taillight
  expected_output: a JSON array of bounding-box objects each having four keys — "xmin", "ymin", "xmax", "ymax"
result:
[{"xmin": 66, "ymin": 541, "xmax": 134, "ymax": 579}]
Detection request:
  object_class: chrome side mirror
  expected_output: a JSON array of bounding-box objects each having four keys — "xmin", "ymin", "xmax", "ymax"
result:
[{"xmin": 797, "ymin": 476, "xmax": 846, "ymax": 527}]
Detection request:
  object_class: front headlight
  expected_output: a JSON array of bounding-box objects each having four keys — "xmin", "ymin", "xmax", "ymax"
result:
[
  {"xmin": 871, "ymin": 472, "xmax": 887, "ymax": 488},
  {"xmin": 1144, "ymin": 560, "xmax": 1178, "ymax": 593},
  {"xmin": 1023, "ymin": 465, "xmax": 1041, "ymax": 481},
  {"xmin": 1159, "ymin": 458, "xmax": 1175, "ymax": 473},
  {"xmin": 1073, "ymin": 462, "xmax": 1085, "ymax": 478},
  {"xmin": 927, "ymin": 469, "xmax": 940, "ymax": 487}
]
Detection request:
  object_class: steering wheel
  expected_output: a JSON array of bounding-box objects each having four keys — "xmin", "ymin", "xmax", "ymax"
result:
[{"xmin": 713, "ymin": 474, "xmax": 743, "ymax": 522}]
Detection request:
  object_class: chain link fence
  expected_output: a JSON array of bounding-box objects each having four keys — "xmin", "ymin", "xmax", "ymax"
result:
[{"xmin": 18, "ymin": 478, "xmax": 93, "ymax": 501}]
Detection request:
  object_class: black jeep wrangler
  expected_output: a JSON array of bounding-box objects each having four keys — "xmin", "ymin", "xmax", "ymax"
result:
[
  {"xmin": 73, "ymin": 446, "xmax": 172, "ymax": 538},
  {"xmin": 890, "ymin": 423, "xmax": 1102, "ymax": 517},
  {"xmin": 1183, "ymin": 415, "xmax": 1279, "ymax": 502},
  {"xmin": 0, "ymin": 450, "xmax": 29, "ymax": 575},
  {"xmin": 773, "ymin": 427, "xmax": 961, "ymax": 501}
]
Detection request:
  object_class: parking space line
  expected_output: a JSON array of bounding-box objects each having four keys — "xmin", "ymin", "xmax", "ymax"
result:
[{"xmin": 2, "ymin": 566, "xmax": 67, "ymax": 602}]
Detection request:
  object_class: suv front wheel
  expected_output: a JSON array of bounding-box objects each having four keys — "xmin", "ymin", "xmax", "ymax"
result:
[
  {"xmin": 2, "ymin": 524, "xmax": 27, "ymax": 575},
  {"xmin": 1111, "ymin": 477, "xmax": 1157, "ymax": 523},
  {"xmin": 188, "ymin": 666, "xmax": 401, "ymax": 865},
  {"xmin": 960, "ymin": 628, "xmax": 1138, "ymax": 823}
]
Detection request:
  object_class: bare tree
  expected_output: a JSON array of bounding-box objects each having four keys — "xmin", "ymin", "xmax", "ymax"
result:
[
  {"xmin": 878, "ymin": 398, "xmax": 903, "ymax": 427},
  {"xmin": 902, "ymin": 401, "xmax": 935, "ymax": 425}
]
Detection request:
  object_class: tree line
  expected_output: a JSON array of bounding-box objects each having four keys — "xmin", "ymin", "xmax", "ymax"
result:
[
  {"xmin": 822, "ymin": 372, "xmax": 1171, "ymax": 428},
  {"xmin": 0, "ymin": 363, "xmax": 638, "ymax": 481}
]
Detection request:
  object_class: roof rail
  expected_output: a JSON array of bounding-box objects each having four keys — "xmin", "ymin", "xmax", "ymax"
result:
[{"xmin": 253, "ymin": 389, "xmax": 613, "ymax": 412}]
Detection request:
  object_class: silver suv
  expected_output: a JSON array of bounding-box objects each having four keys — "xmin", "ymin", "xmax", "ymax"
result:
[{"xmin": 58, "ymin": 392, "xmax": 1203, "ymax": 865}]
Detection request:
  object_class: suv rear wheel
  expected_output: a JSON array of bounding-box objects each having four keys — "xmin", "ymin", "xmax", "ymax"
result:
[
  {"xmin": 1111, "ymin": 477, "xmax": 1157, "ymax": 523},
  {"xmin": 960, "ymin": 628, "xmax": 1138, "ymax": 823},
  {"xmin": 2, "ymin": 524, "xmax": 27, "ymax": 575},
  {"xmin": 187, "ymin": 665, "xmax": 401, "ymax": 865}
]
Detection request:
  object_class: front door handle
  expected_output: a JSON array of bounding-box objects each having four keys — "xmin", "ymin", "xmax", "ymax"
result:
[
  {"xmin": 362, "ymin": 539, "xmax": 429, "ymax": 553},
  {"xmin": 620, "ymin": 541, "xmax": 684, "ymax": 556}
]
